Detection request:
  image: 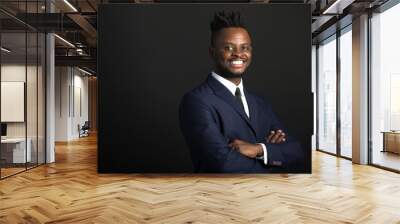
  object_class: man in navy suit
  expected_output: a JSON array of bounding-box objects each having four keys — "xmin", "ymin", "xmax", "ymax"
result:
[{"xmin": 179, "ymin": 11, "xmax": 304, "ymax": 173}]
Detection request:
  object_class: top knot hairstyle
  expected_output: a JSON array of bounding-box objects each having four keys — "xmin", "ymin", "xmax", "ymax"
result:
[{"xmin": 210, "ymin": 11, "xmax": 247, "ymax": 46}]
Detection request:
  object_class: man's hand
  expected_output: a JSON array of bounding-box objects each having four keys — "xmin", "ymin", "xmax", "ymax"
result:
[
  {"xmin": 229, "ymin": 139, "xmax": 263, "ymax": 158},
  {"xmin": 266, "ymin": 129, "xmax": 286, "ymax": 143}
]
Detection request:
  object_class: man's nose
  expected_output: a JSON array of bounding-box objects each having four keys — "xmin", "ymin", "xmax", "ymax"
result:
[{"xmin": 231, "ymin": 48, "xmax": 242, "ymax": 56}]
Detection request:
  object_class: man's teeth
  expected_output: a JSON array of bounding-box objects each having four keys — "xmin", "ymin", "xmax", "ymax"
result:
[{"xmin": 231, "ymin": 60, "xmax": 244, "ymax": 65}]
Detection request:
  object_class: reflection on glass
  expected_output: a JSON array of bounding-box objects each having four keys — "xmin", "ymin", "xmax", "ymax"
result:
[
  {"xmin": 318, "ymin": 36, "xmax": 337, "ymax": 154},
  {"xmin": 340, "ymin": 29, "xmax": 352, "ymax": 158},
  {"xmin": 371, "ymin": 3, "xmax": 400, "ymax": 171}
]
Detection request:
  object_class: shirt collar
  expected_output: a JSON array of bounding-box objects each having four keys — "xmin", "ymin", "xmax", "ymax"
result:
[{"xmin": 211, "ymin": 71, "xmax": 244, "ymax": 96}]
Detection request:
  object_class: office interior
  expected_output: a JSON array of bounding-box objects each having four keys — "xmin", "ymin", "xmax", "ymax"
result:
[
  {"xmin": 0, "ymin": 0, "xmax": 399, "ymax": 222},
  {"xmin": 0, "ymin": 0, "xmax": 97, "ymax": 179}
]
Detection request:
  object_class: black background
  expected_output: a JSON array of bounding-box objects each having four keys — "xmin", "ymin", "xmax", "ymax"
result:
[{"xmin": 98, "ymin": 3, "xmax": 312, "ymax": 173}]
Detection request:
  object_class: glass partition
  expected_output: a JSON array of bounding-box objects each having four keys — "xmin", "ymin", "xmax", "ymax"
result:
[
  {"xmin": 0, "ymin": 1, "xmax": 46, "ymax": 179},
  {"xmin": 1, "ymin": 31, "xmax": 28, "ymax": 177}
]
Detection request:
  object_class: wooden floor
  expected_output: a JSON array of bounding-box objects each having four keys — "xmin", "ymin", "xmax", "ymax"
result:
[
  {"xmin": 1, "ymin": 135, "xmax": 400, "ymax": 223},
  {"xmin": 1, "ymin": 167, "xmax": 26, "ymax": 178}
]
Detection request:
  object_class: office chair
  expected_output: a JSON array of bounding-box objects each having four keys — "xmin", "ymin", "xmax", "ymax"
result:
[{"xmin": 79, "ymin": 121, "xmax": 90, "ymax": 138}]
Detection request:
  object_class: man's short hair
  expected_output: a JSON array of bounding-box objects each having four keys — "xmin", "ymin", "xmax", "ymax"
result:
[{"xmin": 210, "ymin": 11, "xmax": 247, "ymax": 46}]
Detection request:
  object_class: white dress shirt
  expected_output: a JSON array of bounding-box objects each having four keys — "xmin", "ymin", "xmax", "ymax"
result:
[{"xmin": 211, "ymin": 72, "xmax": 268, "ymax": 165}]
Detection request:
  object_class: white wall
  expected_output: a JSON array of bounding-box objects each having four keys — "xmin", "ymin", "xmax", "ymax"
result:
[
  {"xmin": 55, "ymin": 66, "xmax": 70, "ymax": 141},
  {"xmin": 72, "ymin": 72, "xmax": 89, "ymax": 138},
  {"xmin": 55, "ymin": 66, "xmax": 89, "ymax": 141},
  {"xmin": 1, "ymin": 65, "xmax": 26, "ymax": 133},
  {"xmin": 1, "ymin": 64, "xmax": 42, "ymax": 137},
  {"xmin": 1, "ymin": 63, "xmax": 46, "ymax": 164}
]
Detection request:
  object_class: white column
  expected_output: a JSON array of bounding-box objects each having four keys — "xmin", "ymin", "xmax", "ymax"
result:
[
  {"xmin": 352, "ymin": 14, "xmax": 369, "ymax": 164},
  {"xmin": 46, "ymin": 1, "xmax": 55, "ymax": 163}
]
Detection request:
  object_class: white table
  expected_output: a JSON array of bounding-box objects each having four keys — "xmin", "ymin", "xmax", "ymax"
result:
[{"xmin": 1, "ymin": 138, "xmax": 31, "ymax": 163}]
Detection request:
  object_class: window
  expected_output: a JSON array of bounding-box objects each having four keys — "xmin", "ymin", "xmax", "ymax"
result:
[
  {"xmin": 339, "ymin": 28, "xmax": 352, "ymax": 158},
  {"xmin": 317, "ymin": 35, "xmax": 337, "ymax": 154},
  {"xmin": 370, "ymin": 2, "xmax": 400, "ymax": 171}
]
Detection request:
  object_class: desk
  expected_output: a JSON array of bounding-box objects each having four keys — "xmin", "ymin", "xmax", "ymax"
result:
[
  {"xmin": 1, "ymin": 138, "xmax": 31, "ymax": 163},
  {"xmin": 382, "ymin": 131, "xmax": 400, "ymax": 154}
]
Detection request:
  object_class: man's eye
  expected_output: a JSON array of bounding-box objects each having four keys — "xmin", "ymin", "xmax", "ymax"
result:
[
  {"xmin": 224, "ymin": 46, "xmax": 234, "ymax": 51},
  {"xmin": 242, "ymin": 46, "xmax": 251, "ymax": 51}
]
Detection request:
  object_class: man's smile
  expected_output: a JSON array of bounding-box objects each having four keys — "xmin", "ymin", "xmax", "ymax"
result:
[{"xmin": 229, "ymin": 59, "xmax": 246, "ymax": 68}]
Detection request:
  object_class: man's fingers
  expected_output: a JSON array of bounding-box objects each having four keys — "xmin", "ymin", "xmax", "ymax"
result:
[
  {"xmin": 266, "ymin": 130, "xmax": 287, "ymax": 143},
  {"xmin": 233, "ymin": 139, "xmax": 247, "ymax": 145},
  {"xmin": 281, "ymin": 132, "xmax": 286, "ymax": 143},
  {"xmin": 229, "ymin": 139, "xmax": 243, "ymax": 150},
  {"xmin": 276, "ymin": 134, "xmax": 286, "ymax": 143},
  {"xmin": 270, "ymin": 132, "xmax": 280, "ymax": 143},
  {"xmin": 266, "ymin": 131, "xmax": 275, "ymax": 143},
  {"xmin": 271, "ymin": 130, "xmax": 284, "ymax": 143}
]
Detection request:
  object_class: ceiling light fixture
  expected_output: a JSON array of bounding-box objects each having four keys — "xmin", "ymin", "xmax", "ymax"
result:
[
  {"xmin": 54, "ymin": 34, "xmax": 75, "ymax": 48},
  {"xmin": 78, "ymin": 67, "xmax": 93, "ymax": 76},
  {"xmin": 63, "ymin": 0, "xmax": 78, "ymax": 12},
  {"xmin": 1, "ymin": 47, "xmax": 11, "ymax": 53},
  {"xmin": 323, "ymin": 0, "xmax": 341, "ymax": 14},
  {"xmin": 322, "ymin": 0, "xmax": 355, "ymax": 15}
]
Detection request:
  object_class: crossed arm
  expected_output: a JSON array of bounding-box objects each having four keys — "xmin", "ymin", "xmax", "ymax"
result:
[
  {"xmin": 179, "ymin": 93, "xmax": 303, "ymax": 172},
  {"xmin": 228, "ymin": 130, "xmax": 286, "ymax": 159}
]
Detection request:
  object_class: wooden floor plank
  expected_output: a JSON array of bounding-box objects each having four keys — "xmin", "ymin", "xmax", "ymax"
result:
[{"xmin": 0, "ymin": 134, "xmax": 400, "ymax": 223}]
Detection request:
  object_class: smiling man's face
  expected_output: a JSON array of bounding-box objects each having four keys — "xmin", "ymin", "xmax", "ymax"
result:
[{"xmin": 210, "ymin": 27, "xmax": 252, "ymax": 78}]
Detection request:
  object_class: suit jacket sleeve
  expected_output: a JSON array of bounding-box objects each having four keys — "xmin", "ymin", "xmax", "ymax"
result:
[
  {"xmin": 179, "ymin": 92, "xmax": 264, "ymax": 173},
  {"xmin": 259, "ymin": 99, "xmax": 305, "ymax": 170}
]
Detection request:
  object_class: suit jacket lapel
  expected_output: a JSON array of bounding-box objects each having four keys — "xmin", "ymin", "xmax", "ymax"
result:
[
  {"xmin": 206, "ymin": 74, "xmax": 257, "ymax": 136},
  {"xmin": 244, "ymin": 89, "xmax": 258, "ymax": 131}
]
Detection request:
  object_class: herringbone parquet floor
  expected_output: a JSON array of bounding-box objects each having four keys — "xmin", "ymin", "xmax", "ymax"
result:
[{"xmin": 1, "ymin": 134, "xmax": 400, "ymax": 223}]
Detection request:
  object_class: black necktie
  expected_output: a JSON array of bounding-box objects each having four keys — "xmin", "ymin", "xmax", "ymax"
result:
[{"xmin": 235, "ymin": 87, "xmax": 245, "ymax": 111}]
